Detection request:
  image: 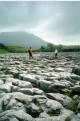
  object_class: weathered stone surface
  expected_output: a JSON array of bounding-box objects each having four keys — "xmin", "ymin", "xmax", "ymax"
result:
[
  {"xmin": 17, "ymin": 88, "xmax": 33, "ymax": 95},
  {"xmin": 77, "ymin": 102, "xmax": 80, "ymax": 110},
  {"xmin": 12, "ymin": 79, "xmax": 32, "ymax": 88},
  {"xmin": 27, "ymin": 103, "xmax": 41, "ymax": 117},
  {"xmin": 73, "ymin": 95, "xmax": 79, "ymax": 100},
  {"xmin": 0, "ymin": 110, "xmax": 35, "ymax": 121},
  {"xmin": 47, "ymin": 93, "xmax": 73, "ymax": 108},
  {"xmin": 33, "ymin": 95, "xmax": 48, "ymax": 104},
  {"xmin": 23, "ymin": 74, "xmax": 38, "ymax": 84},
  {"xmin": 16, "ymin": 88, "xmax": 44, "ymax": 95},
  {"xmin": 0, "ymin": 80, "xmax": 4, "ymax": 85},
  {"xmin": 38, "ymin": 79, "xmax": 52, "ymax": 92},
  {"xmin": 70, "ymin": 74, "xmax": 80, "ymax": 81},
  {"xmin": 42, "ymin": 99, "xmax": 63, "ymax": 114},
  {"xmin": 0, "ymin": 52, "xmax": 80, "ymax": 120},
  {"xmin": 5, "ymin": 78, "xmax": 32, "ymax": 88},
  {"xmin": 32, "ymin": 88, "xmax": 44, "ymax": 95},
  {"xmin": 77, "ymin": 113, "xmax": 80, "ymax": 118},
  {"xmin": 48, "ymin": 82, "xmax": 66, "ymax": 93},
  {"xmin": 39, "ymin": 111, "xmax": 49, "ymax": 118},
  {"xmin": 0, "ymin": 83, "xmax": 12, "ymax": 93},
  {"xmin": 70, "ymin": 86, "xmax": 80, "ymax": 93},
  {"xmin": 36, "ymin": 108, "xmax": 80, "ymax": 121},
  {"xmin": 13, "ymin": 92, "xmax": 33, "ymax": 105},
  {"xmin": 10, "ymin": 118, "xmax": 19, "ymax": 121},
  {"xmin": 72, "ymin": 66, "xmax": 80, "ymax": 76}
]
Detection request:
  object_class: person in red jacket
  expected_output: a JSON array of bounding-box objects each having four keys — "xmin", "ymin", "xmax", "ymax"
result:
[{"xmin": 28, "ymin": 47, "xmax": 33, "ymax": 59}]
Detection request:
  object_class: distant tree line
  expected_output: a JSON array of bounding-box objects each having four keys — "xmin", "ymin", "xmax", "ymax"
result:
[{"xmin": 39, "ymin": 43, "xmax": 80, "ymax": 52}]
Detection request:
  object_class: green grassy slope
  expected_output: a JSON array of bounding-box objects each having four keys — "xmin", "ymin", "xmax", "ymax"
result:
[
  {"xmin": 8, "ymin": 46, "xmax": 28, "ymax": 51},
  {"xmin": 0, "ymin": 43, "xmax": 37, "ymax": 54},
  {"xmin": 8, "ymin": 46, "xmax": 37, "ymax": 52},
  {"xmin": 0, "ymin": 48, "xmax": 9, "ymax": 54}
]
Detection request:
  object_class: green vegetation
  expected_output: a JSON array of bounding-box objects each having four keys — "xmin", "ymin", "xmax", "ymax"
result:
[
  {"xmin": 63, "ymin": 91, "xmax": 73, "ymax": 98},
  {"xmin": 8, "ymin": 45, "xmax": 37, "ymax": 52},
  {"xmin": 0, "ymin": 43, "xmax": 11, "ymax": 53},
  {"xmin": 0, "ymin": 113, "xmax": 6, "ymax": 117},
  {"xmin": 34, "ymin": 102, "xmax": 43, "ymax": 112},
  {"xmin": 39, "ymin": 43, "xmax": 80, "ymax": 52},
  {"xmin": 63, "ymin": 91, "xmax": 80, "ymax": 112},
  {"xmin": 40, "ymin": 66, "xmax": 46, "ymax": 71},
  {"xmin": 0, "ymin": 43, "xmax": 38, "ymax": 54},
  {"xmin": 47, "ymin": 112, "xmax": 58, "ymax": 117},
  {"xmin": 2, "ymin": 63, "xmax": 8, "ymax": 68},
  {"xmin": 8, "ymin": 45, "xmax": 28, "ymax": 53},
  {"xmin": 0, "ymin": 48, "xmax": 9, "ymax": 54},
  {"xmin": 0, "ymin": 43, "xmax": 28, "ymax": 53},
  {"xmin": 65, "ymin": 117, "xmax": 71, "ymax": 121},
  {"xmin": 0, "ymin": 42, "xmax": 80, "ymax": 54},
  {"xmin": 68, "ymin": 98, "xmax": 80, "ymax": 112},
  {"xmin": 40, "ymin": 43, "xmax": 62, "ymax": 52},
  {"xmin": 14, "ymin": 73, "xmax": 19, "ymax": 79},
  {"xmin": 8, "ymin": 45, "xmax": 28, "ymax": 51}
]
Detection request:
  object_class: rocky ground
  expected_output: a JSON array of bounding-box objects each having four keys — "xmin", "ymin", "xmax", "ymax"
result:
[{"xmin": 0, "ymin": 52, "xmax": 80, "ymax": 121}]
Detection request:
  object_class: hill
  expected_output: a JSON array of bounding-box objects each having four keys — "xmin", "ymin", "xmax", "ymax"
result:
[{"xmin": 0, "ymin": 31, "xmax": 48, "ymax": 48}]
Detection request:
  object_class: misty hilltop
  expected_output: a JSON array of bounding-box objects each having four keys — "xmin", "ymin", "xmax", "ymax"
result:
[{"xmin": 0, "ymin": 31, "xmax": 48, "ymax": 48}]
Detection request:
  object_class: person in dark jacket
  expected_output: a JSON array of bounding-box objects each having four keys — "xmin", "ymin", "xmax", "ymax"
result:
[{"xmin": 28, "ymin": 47, "xmax": 33, "ymax": 59}]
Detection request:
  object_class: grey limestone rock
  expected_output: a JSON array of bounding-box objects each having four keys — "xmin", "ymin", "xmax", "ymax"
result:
[
  {"xmin": 47, "ymin": 93, "xmax": 73, "ymax": 108},
  {"xmin": 70, "ymin": 86, "xmax": 80, "ymax": 93}
]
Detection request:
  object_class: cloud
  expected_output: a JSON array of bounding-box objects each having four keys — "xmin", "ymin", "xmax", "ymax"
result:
[
  {"xmin": 0, "ymin": 1, "xmax": 80, "ymax": 45},
  {"xmin": 47, "ymin": 2, "xmax": 80, "ymax": 36}
]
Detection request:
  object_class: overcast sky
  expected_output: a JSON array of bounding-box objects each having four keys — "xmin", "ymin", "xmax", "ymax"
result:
[{"xmin": 0, "ymin": 1, "xmax": 80, "ymax": 45}]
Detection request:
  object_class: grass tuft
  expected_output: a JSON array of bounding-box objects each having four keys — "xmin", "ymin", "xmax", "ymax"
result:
[
  {"xmin": 47, "ymin": 112, "xmax": 58, "ymax": 117},
  {"xmin": 34, "ymin": 102, "xmax": 43, "ymax": 112},
  {"xmin": 65, "ymin": 117, "xmax": 71, "ymax": 121},
  {"xmin": 68, "ymin": 99, "xmax": 79, "ymax": 112}
]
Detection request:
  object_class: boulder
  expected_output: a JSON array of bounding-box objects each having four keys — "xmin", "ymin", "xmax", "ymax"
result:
[
  {"xmin": 27, "ymin": 103, "xmax": 41, "ymax": 118},
  {"xmin": 0, "ymin": 110, "xmax": 35, "ymax": 121},
  {"xmin": 38, "ymin": 79, "xmax": 52, "ymax": 92},
  {"xmin": 70, "ymin": 86, "xmax": 80, "ymax": 93},
  {"xmin": 12, "ymin": 79, "xmax": 32, "ymax": 88},
  {"xmin": 0, "ymin": 83, "xmax": 12, "ymax": 93},
  {"xmin": 13, "ymin": 92, "xmax": 33, "ymax": 105},
  {"xmin": 10, "ymin": 118, "xmax": 19, "ymax": 121},
  {"xmin": 0, "ymin": 80, "xmax": 4, "ymax": 85},
  {"xmin": 5, "ymin": 98, "xmax": 25, "ymax": 111},
  {"xmin": 17, "ymin": 88, "xmax": 44, "ymax": 95},
  {"xmin": 77, "ymin": 113, "xmax": 80, "ymax": 118},
  {"xmin": 17, "ymin": 88, "xmax": 33, "ymax": 95},
  {"xmin": 6, "ymin": 78, "xmax": 32, "ymax": 88},
  {"xmin": 39, "ymin": 111, "xmax": 49, "ymax": 118},
  {"xmin": 77, "ymin": 102, "xmax": 80, "ymax": 111},
  {"xmin": 49, "ymin": 82, "xmax": 66, "ymax": 93},
  {"xmin": 47, "ymin": 93, "xmax": 73, "ymax": 108},
  {"xmin": 33, "ymin": 95, "xmax": 48, "ymax": 104},
  {"xmin": 42, "ymin": 99, "xmax": 63, "ymax": 114},
  {"xmin": 70, "ymin": 74, "xmax": 80, "ymax": 81},
  {"xmin": 32, "ymin": 88, "xmax": 44, "ymax": 95},
  {"xmin": 23, "ymin": 74, "xmax": 38, "ymax": 85}
]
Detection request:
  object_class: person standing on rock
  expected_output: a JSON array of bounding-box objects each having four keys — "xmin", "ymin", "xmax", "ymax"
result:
[
  {"xmin": 28, "ymin": 47, "xmax": 33, "ymax": 59},
  {"xmin": 54, "ymin": 49, "xmax": 58, "ymax": 58}
]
